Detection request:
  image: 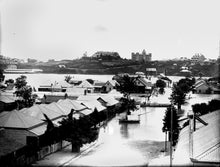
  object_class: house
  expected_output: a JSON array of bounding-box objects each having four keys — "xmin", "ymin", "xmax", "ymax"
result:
[
  {"xmin": 133, "ymin": 77, "xmax": 152, "ymax": 93},
  {"xmin": 193, "ymin": 79, "xmax": 211, "ymax": 94},
  {"xmin": 194, "ymin": 82, "xmax": 210, "ymax": 94},
  {"xmin": 77, "ymin": 80, "xmax": 94, "ymax": 93},
  {"xmin": 103, "ymin": 80, "xmax": 119, "ymax": 93},
  {"xmin": 146, "ymin": 68, "xmax": 157, "ymax": 76},
  {"xmin": 93, "ymin": 81, "xmax": 105, "ymax": 93},
  {"xmin": 157, "ymin": 74, "xmax": 172, "ymax": 87},
  {"xmin": 0, "ymin": 93, "xmax": 17, "ymax": 112},
  {"xmin": 38, "ymin": 81, "xmax": 62, "ymax": 92}
]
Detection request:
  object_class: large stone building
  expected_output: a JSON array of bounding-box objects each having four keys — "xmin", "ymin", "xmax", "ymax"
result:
[{"xmin": 131, "ymin": 49, "xmax": 152, "ymax": 62}]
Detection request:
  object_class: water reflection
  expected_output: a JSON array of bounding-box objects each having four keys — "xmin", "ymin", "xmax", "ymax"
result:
[{"xmin": 70, "ymin": 107, "xmax": 166, "ymax": 166}]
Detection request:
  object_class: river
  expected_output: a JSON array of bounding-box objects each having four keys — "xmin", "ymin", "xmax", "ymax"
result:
[{"xmin": 4, "ymin": 73, "xmax": 186, "ymax": 89}]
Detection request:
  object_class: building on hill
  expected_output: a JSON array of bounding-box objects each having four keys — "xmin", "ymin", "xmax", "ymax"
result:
[
  {"xmin": 131, "ymin": 49, "xmax": 152, "ymax": 62},
  {"xmin": 91, "ymin": 51, "xmax": 121, "ymax": 61},
  {"xmin": 191, "ymin": 53, "xmax": 206, "ymax": 64}
]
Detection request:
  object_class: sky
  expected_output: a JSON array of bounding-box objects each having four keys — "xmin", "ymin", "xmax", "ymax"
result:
[{"xmin": 0, "ymin": 0, "xmax": 220, "ymax": 62}]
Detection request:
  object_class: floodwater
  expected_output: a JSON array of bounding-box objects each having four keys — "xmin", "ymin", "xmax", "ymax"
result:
[
  {"xmin": 4, "ymin": 74, "xmax": 219, "ymax": 166},
  {"xmin": 66, "ymin": 107, "xmax": 166, "ymax": 166}
]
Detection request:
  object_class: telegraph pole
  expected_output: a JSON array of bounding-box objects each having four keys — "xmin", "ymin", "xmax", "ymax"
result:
[{"xmin": 170, "ymin": 101, "xmax": 173, "ymax": 166}]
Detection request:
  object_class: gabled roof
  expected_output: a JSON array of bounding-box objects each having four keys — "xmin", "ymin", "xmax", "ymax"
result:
[
  {"xmin": 93, "ymin": 81, "xmax": 105, "ymax": 87},
  {"xmin": 97, "ymin": 95, "xmax": 119, "ymax": 106},
  {"xmin": 194, "ymin": 79, "xmax": 206, "ymax": 87},
  {"xmin": 194, "ymin": 82, "xmax": 209, "ymax": 89},
  {"xmin": 135, "ymin": 77, "xmax": 152, "ymax": 87},
  {"xmin": 57, "ymin": 99, "xmax": 87, "ymax": 114},
  {"xmin": 77, "ymin": 95, "xmax": 100, "ymax": 101},
  {"xmin": 0, "ymin": 110, "xmax": 44, "ymax": 129},
  {"xmin": 105, "ymin": 80, "xmax": 119, "ymax": 87},
  {"xmin": 57, "ymin": 80, "xmax": 72, "ymax": 88},
  {"xmin": 78, "ymin": 80, "xmax": 94, "ymax": 88},
  {"xmin": 79, "ymin": 109, "xmax": 94, "ymax": 116},
  {"xmin": 20, "ymin": 104, "xmax": 62, "ymax": 121},
  {"xmin": 42, "ymin": 102, "xmax": 66, "ymax": 115},
  {"xmin": 0, "ymin": 95, "xmax": 16, "ymax": 103},
  {"xmin": 79, "ymin": 100, "xmax": 106, "ymax": 112}
]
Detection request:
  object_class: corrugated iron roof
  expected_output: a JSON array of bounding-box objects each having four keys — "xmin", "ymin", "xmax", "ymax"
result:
[
  {"xmin": 0, "ymin": 110, "xmax": 44, "ymax": 129},
  {"xmin": 173, "ymin": 110, "xmax": 220, "ymax": 165}
]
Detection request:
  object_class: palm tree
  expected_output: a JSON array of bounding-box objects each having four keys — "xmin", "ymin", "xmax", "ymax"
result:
[
  {"xmin": 115, "ymin": 74, "xmax": 136, "ymax": 98},
  {"xmin": 116, "ymin": 74, "xmax": 138, "ymax": 119}
]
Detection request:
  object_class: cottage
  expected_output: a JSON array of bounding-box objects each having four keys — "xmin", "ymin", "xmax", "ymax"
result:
[
  {"xmin": 193, "ymin": 79, "xmax": 211, "ymax": 94},
  {"xmin": 0, "ymin": 93, "xmax": 17, "ymax": 112},
  {"xmin": 133, "ymin": 77, "xmax": 152, "ymax": 93},
  {"xmin": 93, "ymin": 81, "xmax": 105, "ymax": 93},
  {"xmin": 77, "ymin": 80, "xmax": 94, "ymax": 93},
  {"xmin": 103, "ymin": 80, "xmax": 119, "ymax": 93}
]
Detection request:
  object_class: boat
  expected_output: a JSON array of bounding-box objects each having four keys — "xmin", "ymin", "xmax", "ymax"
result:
[
  {"xmin": 4, "ymin": 68, "xmax": 43, "ymax": 74},
  {"xmin": 119, "ymin": 115, "xmax": 140, "ymax": 124},
  {"xmin": 140, "ymin": 102, "xmax": 171, "ymax": 107},
  {"xmin": 119, "ymin": 119, "xmax": 140, "ymax": 124}
]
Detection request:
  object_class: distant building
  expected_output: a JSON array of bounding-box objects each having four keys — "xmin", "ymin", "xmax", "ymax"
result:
[
  {"xmin": 131, "ymin": 49, "xmax": 152, "ymax": 62},
  {"xmin": 5, "ymin": 64, "xmax": 17, "ymax": 69},
  {"xmin": 191, "ymin": 53, "xmax": 206, "ymax": 64},
  {"xmin": 48, "ymin": 59, "xmax": 55, "ymax": 62},
  {"xmin": 27, "ymin": 58, "xmax": 37, "ymax": 63},
  {"xmin": 91, "ymin": 51, "xmax": 121, "ymax": 61},
  {"xmin": 146, "ymin": 68, "xmax": 157, "ymax": 76}
]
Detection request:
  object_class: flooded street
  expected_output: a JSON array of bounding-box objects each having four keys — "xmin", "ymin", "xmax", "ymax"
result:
[
  {"xmin": 66, "ymin": 107, "xmax": 167, "ymax": 166},
  {"xmin": 65, "ymin": 89, "xmax": 219, "ymax": 167}
]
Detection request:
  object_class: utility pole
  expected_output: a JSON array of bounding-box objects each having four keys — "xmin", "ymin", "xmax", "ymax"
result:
[
  {"xmin": 170, "ymin": 102, "xmax": 173, "ymax": 166},
  {"xmin": 0, "ymin": 11, "xmax": 2, "ymax": 56}
]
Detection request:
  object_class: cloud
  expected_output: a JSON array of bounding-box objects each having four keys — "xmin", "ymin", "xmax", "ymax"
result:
[{"xmin": 94, "ymin": 25, "xmax": 108, "ymax": 32}]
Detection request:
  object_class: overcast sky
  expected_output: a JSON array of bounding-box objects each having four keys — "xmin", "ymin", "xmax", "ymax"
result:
[{"xmin": 1, "ymin": 0, "xmax": 220, "ymax": 61}]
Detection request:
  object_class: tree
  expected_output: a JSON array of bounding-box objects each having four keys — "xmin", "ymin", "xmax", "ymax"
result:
[
  {"xmin": 14, "ymin": 75, "xmax": 27, "ymax": 89},
  {"xmin": 156, "ymin": 79, "xmax": 166, "ymax": 89},
  {"xmin": 119, "ymin": 97, "xmax": 138, "ymax": 115},
  {"xmin": 169, "ymin": 84, "xmax": 186, "ymax": 111},
  {"xmin": 162, "ymin": 105, "xmax": 180, "ymax": 146},
  {"xmin": 116, "ymin": 75, "xmax": 138, "ymax": 118},
  {"xmin": 156, "ymin": 79, "xmax": 166, "ymax": 95},
  {"xmin": 5, "ymin": 79, "xmax": 14, "ymax": 85},
  {"xmin": 0, "ymin": 69, "xmax": 5, "ymax": 82},
  {"xmin": 64, "ymin": 75, "xmax": 72, "ymax": 83},
  {"xmin": 14, "ymin": 75, "xmax": 34, "ymax": 109},
  {"xmin": 115, "ymin": 74, "xmax": 136, "ymax": 97},
  {"xmin": 59, "ymin": 110, "xmax": 98, "ymax": 152},
  {"xmin": 177, "ymin": 77, "xmax": 195, "ymax": 94}
]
